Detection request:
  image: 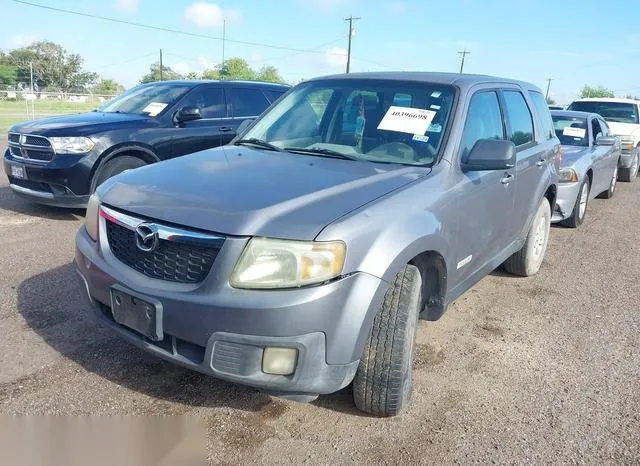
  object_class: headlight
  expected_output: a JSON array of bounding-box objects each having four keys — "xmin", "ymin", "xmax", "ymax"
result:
[
  {"xmin": 85, "ymin": 194, "xmax": 100, "ymax": 241},
  {"xmin": 230, "ymin": 238, "xmax": 346, "ymax": 289},
  {"xmin": 620, "ymin": 135, "xmax": 636, "ymax": 151},
  {"xmin": 558, "ymin": 168, "xmax": 578, "ymax": 183},
  {"xmin": 50, "ymin": 137, "xmax": 95, "ymax": 154}
]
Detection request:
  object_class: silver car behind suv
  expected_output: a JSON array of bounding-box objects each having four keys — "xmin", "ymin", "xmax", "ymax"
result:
[{"xmin": 75, "ymin": 72, "xmax": 559, "ymax": 416}]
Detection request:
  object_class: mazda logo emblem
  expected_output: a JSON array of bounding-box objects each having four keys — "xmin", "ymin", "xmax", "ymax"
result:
[{"xmin": 135, "ymin": 223, "xmax": 158, "ymax": 252}]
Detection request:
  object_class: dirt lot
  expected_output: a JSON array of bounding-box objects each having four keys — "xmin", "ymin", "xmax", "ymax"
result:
[{"xmin": 0, "ymin": 157, "xmax": 638, "ymax": 464}]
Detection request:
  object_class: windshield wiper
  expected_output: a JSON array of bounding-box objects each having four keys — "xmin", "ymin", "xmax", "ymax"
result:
[
  {"xmin": 234, "ymin": 138, "xmax": 286, "ymax": 152},
  {"xmin": 284, "ymin": 147, "xmax": 359, "ymax": 161}
]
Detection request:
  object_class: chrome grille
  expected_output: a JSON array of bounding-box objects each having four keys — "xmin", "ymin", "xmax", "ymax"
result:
[
  {"xmin": 102, "ymin": 206, "xmax": 225, "ymax": 284},
  {"xmin": 7, "ymin": 133, "xmax": 55, "ymax": 162}
]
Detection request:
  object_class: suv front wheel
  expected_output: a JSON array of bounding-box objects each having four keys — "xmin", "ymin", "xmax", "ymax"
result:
[
  {"xmin": 503, "ymin": 198, "xmax": 551, "ymax": 277},
  {"xmin": 353, "ymin": 264, "xmax": 422, "ymax": 417}
]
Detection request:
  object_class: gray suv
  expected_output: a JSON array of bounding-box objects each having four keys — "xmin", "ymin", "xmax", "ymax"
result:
[{"xmin": 75, "ymin": 72, "xmax": 559, "ymax": 416}]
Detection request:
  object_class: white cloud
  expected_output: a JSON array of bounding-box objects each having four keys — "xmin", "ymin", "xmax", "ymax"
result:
[
  {"xmin": 8, "ymin": 34, "xmax": 39, "ymax": 48},
  {"xmin": 172, "ymin": 62, "xmax": 191, "ymax": 75},
  {"xmin": 184, "ymin": 2, "xmax": 242, "ymax": 28},
  {"xmin": 115, "ymin": 0, "xmax": 139, "ymax": 13},
  {"xmin": 325, "ymin": 46, "xmax": 348, "ymax": 68},
  {"xmin": 198, "ymin": 55, "xmax": 217, "ymax": 70}
]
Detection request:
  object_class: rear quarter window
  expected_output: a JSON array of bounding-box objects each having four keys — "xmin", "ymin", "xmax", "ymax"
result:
[
  {"xmin": 528, "ymin": 91, "xmax": 555, "ymax": 141},
  {"xmin": 502, "ymin": 90, "xmax": 534, "ymax": 147}
]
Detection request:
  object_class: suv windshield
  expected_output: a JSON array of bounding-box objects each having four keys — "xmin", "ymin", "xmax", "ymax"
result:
[
  {"xmin": 240, "ymin": 80, "xmax": 456, "ymax": 166},
  {"xmin": 567, "ymin": 101, "xmax": 639, "ymax": 124},
  {"xmin": 97, "ymin": 83, "xmax": 193, "ymax": 116},
  {"xmin": 552, "ymin": 115, "xmax": 589, "ymax": 146}
]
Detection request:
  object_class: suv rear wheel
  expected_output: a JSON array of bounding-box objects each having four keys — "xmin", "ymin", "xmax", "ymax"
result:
[
  {"xmin": 619, "ymin": 151, "xmax": 639, "ymax": 183},
  {"xmin": 93, "ymin": 156, "xmax": 147, "ymax": 191},
  {"xmin": 353, "ymin": 264, "xmax": 421, "ymax": 417},
  {"xmin": 503, "ymin": 198, "xmax": 551, "ymax": 277}
]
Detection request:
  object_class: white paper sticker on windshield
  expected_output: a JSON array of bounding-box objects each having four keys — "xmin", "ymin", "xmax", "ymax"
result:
[
  {"xmin": 142, "ymin": 102, "xmax": 168, "ymax": 116},
  {"xmin": 377, "ymin": 106, "xmax": 436, "ymax": 135},
  {"xmin": 563, "ymin": 127, "xmax": 586, "ymax": 138}
]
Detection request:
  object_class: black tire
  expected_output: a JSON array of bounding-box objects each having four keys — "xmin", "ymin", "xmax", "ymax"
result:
[
  {"xmin": 503, "ymin": 198, "xmax": 551, "ymax": 277},
  {"xmin": 93, "ymin": 156, "xmax": 147, "ymax": 191},
  {"xmin": 598, "ymin": 167, "xmax": 617, "ymax": 199},
  {"xmin": 618, "ymin": 153, "xmax": 638, "ymax": 183},
  {"xmin": 561, "ymin": 177, "xmax": 590, "ymax": 228},
  {"xmin": 353, "ymin": 264, "xmax": 422, "ymax": 417}
]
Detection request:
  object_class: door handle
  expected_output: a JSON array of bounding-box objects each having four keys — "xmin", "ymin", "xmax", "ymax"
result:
[
  {"xmin": 501, "ymin": 173, "xmax": 514, "ymax": 185},
  {"xmin": 219, "ymin": 126, "xmax": 233, "ymax": 132},
  {"xmin": 536, "ymin": 159, "xmax": 545, "ymax": 167}
]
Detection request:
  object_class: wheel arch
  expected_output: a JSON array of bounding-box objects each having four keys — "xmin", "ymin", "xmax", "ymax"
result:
[{"xmin": 90, "ymin": 143, "xmax": 160, "ymax": 193}]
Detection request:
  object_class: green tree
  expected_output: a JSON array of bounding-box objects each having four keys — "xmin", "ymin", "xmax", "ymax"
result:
[
  {"xmin": 625, "ymin": 94, "xmax": 639, "ymax": 100},
  {"xmin": 219, "ymin": 57, "xmax": 256, "ymax": 80},
  {"xmin": 0, "ymin": 63, "xmax": 18, "ymax": 87},
  {"xmin": 186, "ymin": 71, "xmax": 200, "ymax": 80},
  {"xmin": 580, "ymin": 85, "xmax": 615, "ymax": 99},
  {"xmin": 93, "ymin": 78, "xmax": 124, "ymax": 95},
  {"xmin": 139, "ymin": 62, "xmax": 184, "ymax": 83},
  {"xmin": 7, "ymin": 41, "xmax": 97, "ymax": 92},
  {"xmin": 546, "ymin": 96, "xmax": 556, "ymax": 105},
  {"xmin": 257, "ymin": 65, "xmax": 285, "ymax": 83}
]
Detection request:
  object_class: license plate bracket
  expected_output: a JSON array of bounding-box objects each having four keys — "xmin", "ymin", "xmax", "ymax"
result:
[
  {"xmin": 110, "ymin": 285, "xmax": 163, "ymax": 341},
  {"xmin": 10, "ymin": 163, "xmax": 27, "ymax": 180}
]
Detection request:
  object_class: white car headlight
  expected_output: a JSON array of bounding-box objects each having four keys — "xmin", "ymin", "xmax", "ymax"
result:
[
  {"xmin": 558, "ymin": 167, "xmax": 578, "ymax": 183},
  {"xmin": 50, "ymin": 137, "xmax": 95, "ymax": 154},
  {"xmin": 230, "ymin": 238, "xmax": 346, "ymax": 289},
  {"xmin": 85, "ymin": 194, "xmax": 100, "ymax": 241}
]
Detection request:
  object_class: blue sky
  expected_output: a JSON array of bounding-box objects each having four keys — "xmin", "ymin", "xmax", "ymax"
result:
[{"xmin": 3, "ymin": 0, "xmax": 640, "ymax": 104}]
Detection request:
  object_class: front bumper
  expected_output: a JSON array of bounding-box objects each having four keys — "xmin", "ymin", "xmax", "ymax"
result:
[
  {"xmin": 3, "ymin": 148, "xmax": 94, "ymax": 208},
  {"xmin": 552, "ymin": 181, "xmax": 582, "ymax": 223},
  {"xmin": 74, "ymin": 226, "xmax": 387, "ymax": 396}
]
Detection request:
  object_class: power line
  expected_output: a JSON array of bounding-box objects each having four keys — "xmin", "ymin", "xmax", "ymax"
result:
[
  {"xmin": 458, "ymin": 50, "xmax": 470, "ymax": 74},
  {"xmin": 12, "ymin": 0, "xmax": 351, "ymax": 58}
]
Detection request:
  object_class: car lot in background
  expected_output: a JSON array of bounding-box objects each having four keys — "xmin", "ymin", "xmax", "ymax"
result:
[
  {"xmin": 3, "ymin": 80, "xmax": 289, "ymax": 208},
  {"xmin": 566, "ymin": 98, "xmax": 640, "ymax": 182},
  {"xmin": 548, "ymin": 105, "xmax": 564, "ymax": 110},
  {"xmin": 550, "ymin": 110, "xmax": 620, "ymax": 227}
]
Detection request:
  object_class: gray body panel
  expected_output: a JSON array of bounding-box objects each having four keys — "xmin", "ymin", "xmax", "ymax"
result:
[
  {"xmin": 77, "ymin": 72, "xmax": 559, "ymax": 396},
  {"xmin": 550, "ymin": 111, "xmax": 620, "ymax": 222}
]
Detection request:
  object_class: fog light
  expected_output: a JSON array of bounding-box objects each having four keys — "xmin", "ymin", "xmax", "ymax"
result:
[{"xmin": 262, "ymin": 347, "xmax": 298, "ymax": 375}]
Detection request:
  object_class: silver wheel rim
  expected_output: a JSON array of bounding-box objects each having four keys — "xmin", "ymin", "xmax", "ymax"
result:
[
  {"xmin": 578, "ymin": 182, "xmax": 588, "ymax": 219},
  {"xmin": 611, "ymin": 168, "xmax": 617, "ymax": 192},
  {"xmin": 532, "ymin": 214, "xmax": 547, "ymax": 258},
  {"xmin": 633, "ymin": 157, "xmax": 639, "ymax": 177}
]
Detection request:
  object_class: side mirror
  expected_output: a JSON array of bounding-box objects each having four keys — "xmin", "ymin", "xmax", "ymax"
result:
[
  {"xmin": 595, "ymin": 135, "xmax": 616, "ymax": 146},
  {"xmin": 174, "ymin": 106, "xmax": 202, "ymax": 123},
  {"xmin": 236, "ymin": 118, "xmax": 256, "ymax": 135},
  {"xmin": 462, "ymin": 139, "xmax": 517, "ymax": 171}
]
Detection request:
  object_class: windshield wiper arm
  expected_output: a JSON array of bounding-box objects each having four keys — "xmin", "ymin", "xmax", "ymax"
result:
[
  {"xmin": 284, "ymin": 147, "xmax": 359, "ymax": 161},
  {"xmin": 234, "ymin": 138, "xmax": 286, "ymax": 152}
]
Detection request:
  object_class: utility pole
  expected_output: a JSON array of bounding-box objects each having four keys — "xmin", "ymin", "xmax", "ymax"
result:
[
  {"xmin": 458, "ymin": 50, "xmax": 470, "ymax": 74},
  {"xmin": 159, "ymin": 49, "xmax": 163, "ymax": 81},
  {"xmin": 545, "ymin": 78, "xmax": 553, "ymax": 100},
  {"xmin": 344, "ymin": 16, "xmax": 360, "ymax": 74},
  {"xmin": 29, "ymin": 62, "xmax": 33, "ymax": 93},
  {"xmin": 221, "ymin": 19, "xmax": 226, "ymax": 79}
]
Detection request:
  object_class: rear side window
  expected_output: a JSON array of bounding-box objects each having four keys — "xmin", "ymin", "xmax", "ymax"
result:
[
  {"xmin": 228, "ymin": 87, "xmax": 271, "ymax": 117},
  {"xmin": 528, "ymin": 91, "xmax": 555, "ymax": 140},
  {"xmin": 459, "ymin": 91, "xmax": 505, "ymax": 162},
  {"xmin": 179, "ymin": 86, "xmax": 225, "ymax": 118},
  {"xmin": 503, "ymin": 91, "xmax": 534, "ymax": 146}
]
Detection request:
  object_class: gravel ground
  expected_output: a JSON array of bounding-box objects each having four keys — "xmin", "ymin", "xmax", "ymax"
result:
[{"xmin": 0, "ymin": 158, "xmax": 638, "ymax": 465}]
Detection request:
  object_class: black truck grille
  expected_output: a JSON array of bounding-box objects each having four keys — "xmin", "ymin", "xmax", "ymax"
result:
[
  {"xmin": 8, "ymin": 133, "xmax": 54, "ymax": 161},
  {"xmin": 106, "ymin": 221, "xmax": 220, "ymax": 283}
]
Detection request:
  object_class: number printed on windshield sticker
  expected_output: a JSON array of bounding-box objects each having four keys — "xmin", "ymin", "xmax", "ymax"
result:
[{"xmin": 377, "ymin": 106, "xmax": 436, "ymax": 135}]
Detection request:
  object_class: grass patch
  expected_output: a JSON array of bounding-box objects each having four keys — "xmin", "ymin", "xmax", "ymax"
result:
[{"xmin": 0, "ymin": 100, "xmax": 98, "ymax": 134}]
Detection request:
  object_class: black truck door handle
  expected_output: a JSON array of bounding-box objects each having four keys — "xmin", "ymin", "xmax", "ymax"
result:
[{"xmin": 219, "ymin": 126, "xmax": 233, "ymax": 132}]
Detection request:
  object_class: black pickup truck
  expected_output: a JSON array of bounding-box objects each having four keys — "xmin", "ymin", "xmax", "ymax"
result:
[{"xmin": 3, "ymin": 79, "xmax": 289, "ymax": 207}]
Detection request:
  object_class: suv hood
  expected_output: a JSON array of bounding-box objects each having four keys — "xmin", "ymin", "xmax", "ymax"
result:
[
  {"xmin": 606, "ymin": 122, "xmax": 640, "ymax": 139},
  {"xmin": 10, "ymin": 111, "xmax": 152, "ymax": 137},
  {"xmin": 99, "ymin": 146, "xmax": 430, "ymax": 240}
]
